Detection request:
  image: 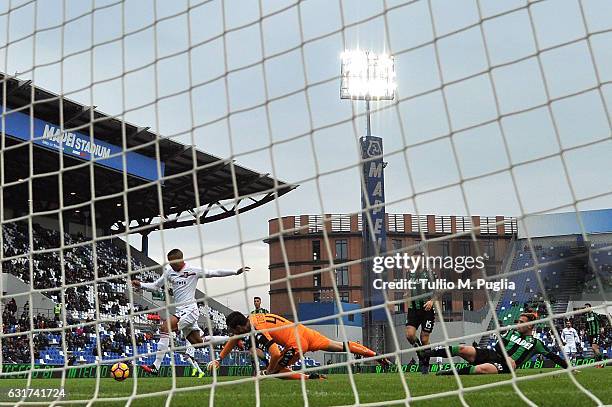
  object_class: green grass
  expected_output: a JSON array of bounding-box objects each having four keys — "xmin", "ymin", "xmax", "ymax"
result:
[{"xmin": 0, "ymin": 368, "xmax": 610, "ymax": 406}]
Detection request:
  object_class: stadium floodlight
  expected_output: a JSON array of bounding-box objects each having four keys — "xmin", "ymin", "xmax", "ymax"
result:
[
  {"xmin": 340, "ymin": 49, "xmax": 395, "ymax": 352},
  {"xmin": 340, "ymin": 50, "xmax": 396, "ymax": 101}
]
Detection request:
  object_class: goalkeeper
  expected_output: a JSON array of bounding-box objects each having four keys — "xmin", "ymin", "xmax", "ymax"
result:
[
  {"xmin": 425, "ymin": 313, "xmax": 569, "ymax": 375},
  {"xmin": 208, "ymin": 312, "xmax": 390, "ymax": 379}
]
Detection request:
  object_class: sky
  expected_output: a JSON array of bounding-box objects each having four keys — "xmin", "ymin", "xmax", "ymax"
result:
[{"xmin": 1, "ymin": 0, "xmax": 612, "ymax": 310}]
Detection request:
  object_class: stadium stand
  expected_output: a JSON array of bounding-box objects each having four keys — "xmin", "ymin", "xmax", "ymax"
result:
[
  {"xmin": 1, "ymin": 221, "xmax": 235, "ymax": 366},
  {"xmin": 479, "ymin": 235, "xmax": 612, "ymax": 362}
]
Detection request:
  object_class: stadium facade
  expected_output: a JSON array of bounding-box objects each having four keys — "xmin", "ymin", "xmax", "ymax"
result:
[{"xmin": 266, "ymin": 213, "xmax": 517, "ymax": 322}]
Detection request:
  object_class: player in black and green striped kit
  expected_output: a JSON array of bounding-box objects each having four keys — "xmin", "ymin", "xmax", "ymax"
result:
[
  {"xmin": 425, "ymin": 313, "xmax": 568, "ymax": 375},
  {"xmin": 583, "ymin": 303, "xmax": 606, "ymax": 368},
  {"xmin": 405, "ymin": 262, "xmax": 438, "ymax": 374}
]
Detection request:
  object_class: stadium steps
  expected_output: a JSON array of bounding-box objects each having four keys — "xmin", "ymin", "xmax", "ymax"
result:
[
  {"xmin": 477, "ymin": 238, "xmax": 518, "ymax": 347},
  {"xmin": 552, "ymin": 245, "xmax": 588, "ymax": 316}
]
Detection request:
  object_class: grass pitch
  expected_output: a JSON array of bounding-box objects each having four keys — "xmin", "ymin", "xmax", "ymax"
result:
[{"xmin": 0, "ymin": 368, "xmax": 610, "ymax": 406}]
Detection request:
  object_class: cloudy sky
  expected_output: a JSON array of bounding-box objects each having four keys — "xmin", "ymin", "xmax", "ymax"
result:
[{"xmin": 2, "ymin": 0, "xmax": 612, "ymax": 310}]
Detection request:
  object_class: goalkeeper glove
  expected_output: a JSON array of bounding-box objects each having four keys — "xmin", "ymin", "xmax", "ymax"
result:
[{"xmin": 207, "ymin": 360, "xmax": 220, "ymax": 371}]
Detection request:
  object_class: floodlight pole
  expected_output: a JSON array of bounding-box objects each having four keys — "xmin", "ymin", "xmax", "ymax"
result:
[
  {"xmin": 341, "ymin": 50, "xmax": 393, "ymax": 354},
  {"xmin": 365, "ymin": 100, "xmax": 372, "ymax": 137},
  {"xmin": 360, "ymin": 99, "xmax": 386, "ymax": 355}
]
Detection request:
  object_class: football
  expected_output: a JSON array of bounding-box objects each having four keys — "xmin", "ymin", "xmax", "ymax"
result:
[{"xmin": 110, "ymin": 362, "xmax": 130, "ymax": 381}]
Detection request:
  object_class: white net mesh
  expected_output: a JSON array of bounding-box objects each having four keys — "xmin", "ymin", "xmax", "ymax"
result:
[{"xmin": 0, "ymin": 0, "xmax": 611, "ymax": 405}]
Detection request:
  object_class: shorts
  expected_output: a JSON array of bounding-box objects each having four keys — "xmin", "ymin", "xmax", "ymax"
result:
[
  {"xmin": 474, "ymin": 347, "xmax": 511, "ymax": 373},
  {"xmin": 406, "ymin": 308, "xmax": 435, "ymax": 333},
  {"xmin": 298, "ymin": 326, "xmax": 331, "ymax": 352},
  {"xmin": 275, "ymin": 326, "xmax": 331, "ymax": 369},
  {"xmin": 175, "ymin": 307, "xmax": 200, "ymax": 338},
  {"xmin": 587, "ymin": 334, "xmax": 600, "ymax": 346},
  {"xmin": 243, "ymin": 333, "xmax": 268, "ymax": 351},
  {"xmin": 564, "ymin": 344, "xmax": 577, "ymax": 354}
]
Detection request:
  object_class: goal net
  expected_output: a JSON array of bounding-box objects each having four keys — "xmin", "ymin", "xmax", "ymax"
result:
[{"xmin": 0, "ymin": 0, "xmax": 611, "ymax": 405}]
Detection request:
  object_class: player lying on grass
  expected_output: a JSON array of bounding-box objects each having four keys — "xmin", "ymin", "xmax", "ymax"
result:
[
  {"xmin": 208, "ymin": 312, "xmax": 391, "ymax": 380},
  {"xmin": 424, "ymin": 313, "xmax": 569, "ymax": 375},
  {"xmin": 131, "ymin": 248, "xmax": 248, "ymax": 375}
]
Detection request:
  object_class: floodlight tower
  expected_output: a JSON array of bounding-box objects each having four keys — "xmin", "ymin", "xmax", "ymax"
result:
[{"xmin": 340, "ymin": 50, "xmax": 396, "ymax": 353}]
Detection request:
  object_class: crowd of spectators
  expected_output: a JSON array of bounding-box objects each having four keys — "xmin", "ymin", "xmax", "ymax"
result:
[
  {"xmin": 2, "ymin": 222, "xmax": 150, "ymax": 318},
  {"xmin": 0, "ymin": 221, "xmax": 233, "ymax": 366}
]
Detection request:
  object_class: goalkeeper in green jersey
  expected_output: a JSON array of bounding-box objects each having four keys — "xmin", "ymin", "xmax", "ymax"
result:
[
  {"xmin": 405, "ymin": 258, "xmax": 439, "ymax": 375},
  {"xmin": 425, "ymin": 313, "xmax": 569, "ymax": 375}
]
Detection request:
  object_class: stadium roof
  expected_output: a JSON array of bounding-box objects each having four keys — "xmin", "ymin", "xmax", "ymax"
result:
[{"xmin": 0, "ymin": 73, "xmax": 295, "ymax": 235}]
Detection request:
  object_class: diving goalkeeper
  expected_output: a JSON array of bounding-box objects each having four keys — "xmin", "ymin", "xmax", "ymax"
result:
[
  {"xmin": 208, "ymin": 312, "xmax": 390, "ymax": 379},
  {"xmin": 424, "ymin": 313, "xmax": 569, "ymax": 375}
]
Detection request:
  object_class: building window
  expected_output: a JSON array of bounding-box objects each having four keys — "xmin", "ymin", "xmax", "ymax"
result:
[
  {"xmin": 313, "ymin": 292, "xmax": 321, "ymax": 303},
  {"xmin": 340, "ymin": 291, "xmax": 349, "ymax": 303},
  {"xmin": 458, "ymin": 241, "xmax": 471, "ymax": 257},
  {"xmin": 442, "ymin": 293, "xmax": 452, "ymax": 312},
  {"xmin": 435, "ymin": 215, "xmax": 452, "ymax": 233},
  {"xmin": 482, "ymin": 240, "xmax": 496, "ymax": 261},
  {"xmin": 441, "ymin": 241, "xmax": 450, "ymax": 257},
  {"xmin": 392, "ymin": 239, "xmax": 402, "ymax": 252},
  {"xmin": 313, "ymin": 267, "xmax": 321, "ymax": 287},
  {"xmin": 463, "ymin": 293, "xmax": 474, "ymax": 311},
  {"xmin": 414, "ymin": 239, "xmax": 422, "ymax": 251},
  {"xmin": 312, "ymin": 240, "xmax": 321, "ymax": 261},
  {"xmin": 394, "ymin": 292, "xmax": 404, "ymax": 314},
  {"xmin": 335, "ymin": 239, "xmax": 348, "ymax": 260},
  {"xmin": 335, "ymin": 266, "xmax": 349, "ymax": 286},
  {"xmin": 392, "ymin": 239, "xmax": 403, "ymax": 278}
]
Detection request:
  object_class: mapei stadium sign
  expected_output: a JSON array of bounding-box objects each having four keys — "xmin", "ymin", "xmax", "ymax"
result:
[
  {"xmin": 360, "ymin": 135, "xmax": 387, "ymax": 252},
  {"xmin": 360, "ymin": 135, "xmax": 387, "ymax": 321},
  {"xmin": 1, "ymin": 105, "xmax": 164, "ymax": 182}
]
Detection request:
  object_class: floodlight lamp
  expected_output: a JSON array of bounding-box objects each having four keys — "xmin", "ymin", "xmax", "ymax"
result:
[{"xmin": 340, "ymin": 49, "xmax": 396, "ymax": 100}]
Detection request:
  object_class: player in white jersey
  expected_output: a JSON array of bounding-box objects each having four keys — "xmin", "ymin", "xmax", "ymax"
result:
[
  {"xmin": 561, "ymin": 320, "xmax": 580, "ymax": 363},
  {"xmin": 131, "ymin": 248, "xmax": 248, "ymax": 375}
]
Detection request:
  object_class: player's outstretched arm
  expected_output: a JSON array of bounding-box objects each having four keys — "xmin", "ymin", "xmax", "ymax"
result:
[
  {"xmin": 131, "ymin": 273, "xmax": 165, "ymax": 292},
  {"xmin": 264, "ymin": 343, "xmax": 282, "ymax": 375},
  {"xmin": 537, "ymin": 341, "xmax": 569, "ymax": 368},
  {"xmin": 207, "ymin": 337, "xmax": 240, "ymax": 371},
  {"xmin": 200, "ymin": 266, "xmax": 251, "ymax": 278}
]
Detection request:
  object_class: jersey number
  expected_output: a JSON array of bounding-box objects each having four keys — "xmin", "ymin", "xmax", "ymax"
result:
[{"xmin": 265, "ymin": 316, "xmax": 287, "ymax": 324}]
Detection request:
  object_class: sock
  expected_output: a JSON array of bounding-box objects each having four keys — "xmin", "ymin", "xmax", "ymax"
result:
[
  {"xmin": 345, "ymin": 341, "xmax": 376, "ymax": 358},
  {"xmin": 457, "ymin": 365, "xmax": 476, "ymax": 375},
  {"xmin": 153, "ymin": 334, "xmax": 170, "ymax": 370},
  {"xmin": 430, "ymin": 346, "xmax": 460, "ymax": 358}
]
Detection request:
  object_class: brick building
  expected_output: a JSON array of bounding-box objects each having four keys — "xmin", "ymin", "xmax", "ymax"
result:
[{"xmin": 266, "ymin": 213, "xmax": 517, "ymax": 322}]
